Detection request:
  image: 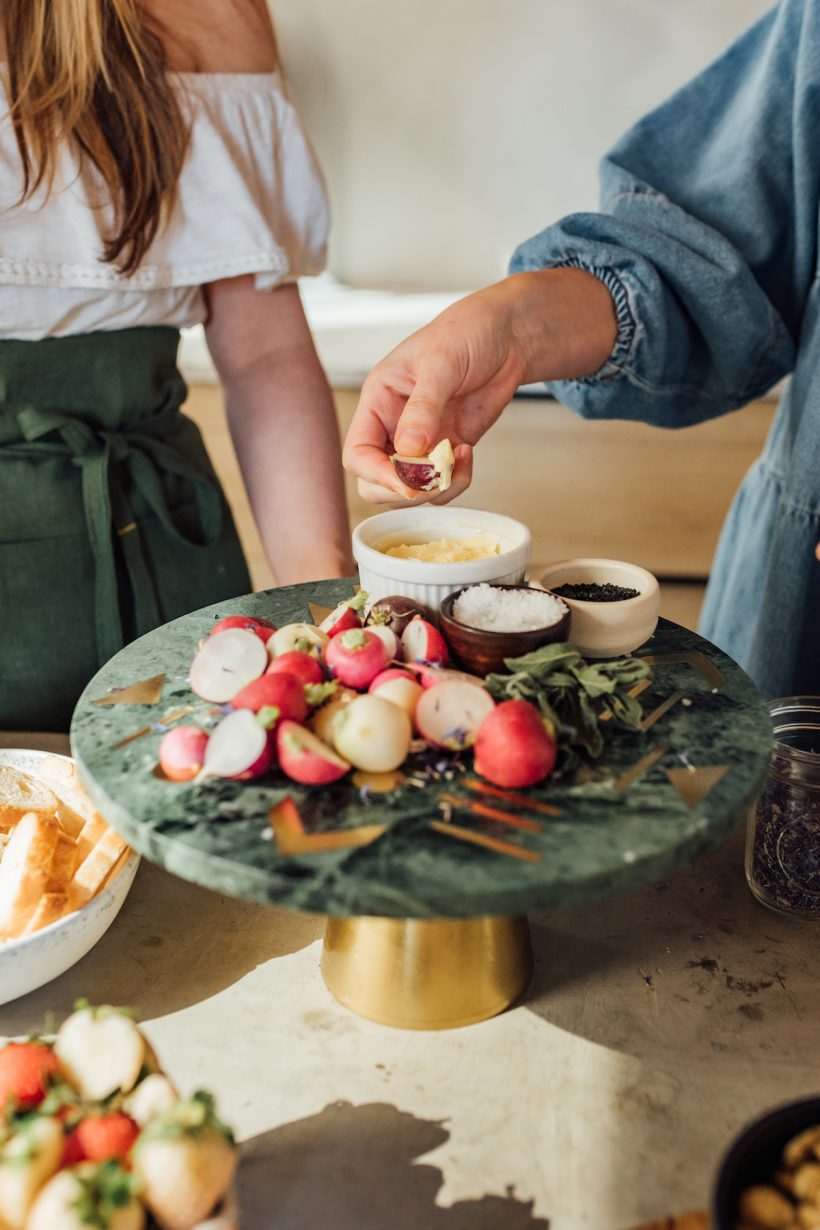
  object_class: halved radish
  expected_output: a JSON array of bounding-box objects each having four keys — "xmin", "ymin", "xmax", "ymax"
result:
[
  {"xmin": 415, "ymin": 680, "xmax": 495, "ymax": 750},
  {"xmin": 400, "ymin": 617, "xmax": 449, "ymax": 666},
  {"xmin": 365, "ymin": 623, "xmax": 400, "ymax": 660},
  {"xmin": 369, "ymin": 669, "xmax": 423, "ymax": 719},
  {"xmin": 406, "ymin": 663, "xmax": 486, "ymax": 689},
  {"xmin": 54, "ymin": 1006, "xmax": 146, "ymax": 1101},
  {"xmin": 277, "ymin": 721, "xmax": 351, "ymax": 785},
  {"xmin": 158, "ymin": 726, "xmax": 209, "ymax": 782},
  {"xmin": 189, "ymin": 628, "xmax": 267, "ymax": 703},
  {"xmin": 319, "ymin": 591, "xmax": 367, "ymax": 638},
  {"xmin": 210, "ymin": 615, "xmax": 275, "ymax": 645},
  {"xmin": 268, "ymin": 623, "xmax": 329, "ymax": 660},
  {"xmin": 201, "ymin": 709, "xmax": 273, "ymax": 780},
  {"xmin": 332, "ymin": 695, "xmax": 412, "ymax": 772}
]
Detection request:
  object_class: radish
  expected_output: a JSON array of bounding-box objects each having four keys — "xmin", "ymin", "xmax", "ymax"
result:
[
  {"xmin": 367, "ymin": 594, "xmax": 425, "ymax": 637},
  {"xmin": 319, "ymin": 591, "xmax": 367, "ymax": 638},
  {"xmin": 210, "ymin": 614, "xmax": 275, "ymax": 645},
  {"xmin": 415, "ymin": 680, "xmax": 495, "ymax": 750},
  {"xmin": 400, "ymin": 617, "xmax": 449, "ymax": 666},
  {"xmin": 369, "ymin": 668, "xmax": 423, "ymax": 719},
  {"xmin": 365, "ymin": 623, "xmax": 400, "ymax": 660},
  {"xmin": 201, "ymin": 709, "xmax": 274, "ymax": 781},
  {"xmin": 332, "ymin": 695, "xmax": 412, "ymax": 772},
  {"xmin": 325, "ymin": 628, "xmax": 389, "ymax": 690},
  {"xmin": 189, "ymin": 628, "xmax": 267, "ymax": 703},
  {"xmin": 474, "ymin": 699, "xmax": 557, "ymax": 788},
  {"xmin": 407, "ymin": 663, "xmax": 486, "ymax": 689},
  {"xmin": 266, "ymin": 650, "xmax": 324, "ymax": 688},
  {"xmin": 232, "ymin": 672, "xmax": 308, "ymax": 724},
  {"xmin": 158, "ymin": 726, "xmax": 209, "ymax": 782},
  {"xmin": 390, "ymin": 438, "xmax": 454, "ymax": 492},
  {"xmin": 277, "ymin": 721, "xmax": 351, "ymax": 785},
  {"xmin": 309, "ymin": 687, "xmax": 357, "ymax": 744},
  {"xmin": 268, "ymin": 623, "xmax": 328, "ymax": 660}
]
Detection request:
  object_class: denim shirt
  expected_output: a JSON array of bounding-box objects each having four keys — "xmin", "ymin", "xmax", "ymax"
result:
[{"xmin": 510, "ymin": 0, "xmax": 820, "ymax": 699}]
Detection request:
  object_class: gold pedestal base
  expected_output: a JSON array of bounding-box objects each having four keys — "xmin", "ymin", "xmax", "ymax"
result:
[{"xmin": 321, "ymin": 914, "xmax": 533, "ymax": 1030}]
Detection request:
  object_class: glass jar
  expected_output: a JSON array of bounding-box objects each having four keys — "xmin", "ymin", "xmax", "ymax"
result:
[{"xmin": 746, "ymin": 697, "xmax": 820, "ymax": 916}]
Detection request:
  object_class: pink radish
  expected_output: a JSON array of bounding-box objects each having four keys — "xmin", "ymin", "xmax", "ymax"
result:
[
  {"xmin": 319, "ymin": 592, "xmax": 367, "ymax": 638},
  {"xmin": 332, "ymin": 694, "xmax": 412, "ymax": 772},
  {"xmin": 325, "ymin": 629, "xmax": 389, "ymax": 690},
  {"xmin": 407, "ymin": 663, "xmax": 486, "ymax": 690},
  {"xmin": 268, "ymin": 623, "xmax": 328, "ymax": 660},
  {"xmin": 266, "ymin": 651, "xmax": 324, "ymax": 688},
  {"xmin": 210, "ymin": 615, "xmax": 275, "ymax": 645},
  {"xmin": 369, "ymin": 668, "xmax": 423, "ymax": 719},
  {"xmin": 189, "ymin": 628, "xmax": 268, "ymax": 703},
  {"xmin": 276, "ymin": 721, "xmax": 351, "ymax": 785},
  {"xmin": 232, "ymin": 673, "xmax": 308, "ymax": 724},
  {"xmin": 400, "ymin": 617, "xmax": 449, "ymax": 666},
  {"xmin": 390, "ymin": 439, "xmax": 454, "ymax": 492},
  {"xmin": 201, "ymin": 709, "xmax": 274, "ymax": 780},
  {"xmin": 309, "ymin": 687, "xmax": 357, "ymax": 744},
  {"xmin": 415, "ymin": 680, "xmax": 495, "ymax": 750},
  {"xmin": 158, "ymin": 726, "xmax": 209, "ymax": 782},
  {"xmin": 474, "ymin": 699, "xmax": 557, "ymax": 788},
  {"xmin": 365, "ymin": 623, "xmax": 400, "ymax": 661}
]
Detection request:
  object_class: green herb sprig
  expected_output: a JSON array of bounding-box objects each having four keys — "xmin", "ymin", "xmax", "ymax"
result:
[{"xmin": 485, "ymin": 643, "xmax": 651, "ymax": 769}]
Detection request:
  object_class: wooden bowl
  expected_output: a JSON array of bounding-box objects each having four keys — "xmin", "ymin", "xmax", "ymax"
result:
[{"xmin": 438, "ymin": 584, "xmax": 570, "ymax": 676}]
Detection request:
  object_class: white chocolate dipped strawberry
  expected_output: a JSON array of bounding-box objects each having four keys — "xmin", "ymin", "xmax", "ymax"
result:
[
  {"xmin": 123, "ymin": 1074, "xmax": 179, "ymax": 1128},
  {"xmin": 0, "ymin": 1116, "xmax": 63, "ymax": 1230},
  {"xmin": 132, "ymin": 1092, "xmax": 237, "ymax": 1230},
  {"xmin": 27, "ymin": 1161, "xmax": 145, "ymax": 1230},
  {"xmin": 54, "ymin": 1004, "xmax": 147, "ymax": 1102}
]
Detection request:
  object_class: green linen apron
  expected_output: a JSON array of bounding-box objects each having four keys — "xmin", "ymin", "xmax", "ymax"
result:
[{"xmin": 0, "ymin": 327, "xmax": 251, "ymax": 732}]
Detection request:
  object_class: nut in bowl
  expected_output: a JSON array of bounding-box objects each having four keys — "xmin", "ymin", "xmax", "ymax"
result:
[
  {"xmin": 439, "ymin": 583, "xmax": 571, "ymax": 676},
  {"xmin": 352, "ymin": 507, "xmax": 531, "ymax": 611},
  {"xmin": 538, "ymin": 558, "xmax": 660, "ymax": 658}
]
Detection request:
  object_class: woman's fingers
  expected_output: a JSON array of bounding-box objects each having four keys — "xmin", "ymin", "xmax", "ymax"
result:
[
  {"xmin": 392, "ymin": 355, "xmax": 466, "ymax": 457},
  {"xmin": 355, "ymin": 443, "xmax": 473, "ymax": 508}
]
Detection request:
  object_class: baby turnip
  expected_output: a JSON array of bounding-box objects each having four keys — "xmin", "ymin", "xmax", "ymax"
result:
[
  {"xmin": 309, "ymin": 687, "xmax": 357, "ymax": 744},
  {"xmin": 189, "ymin": 628, "xmax": 268, "ymax": 703},
  {"xmin": 201, "ymin": 709, "xmax": 274, "ymax": 781},
  {"xmin": 400, "ymin": 617, "xmax": 449, "ymax": 666},
  {"xmin": 158, "ymin": 726, "xmax": 209, "ymax": 782},
  {"xmin": 415, "ymin": 680, "xmax": 495, "ymax": 750},
  {"xmin": 474, "ymin": 699, "xmax": 557, "ymax": 788},
  {"xmin": 276, "ymin": 721, "xmax": 351, "ymax": 785},
  {"xmin": 210, "ymin": 614, "xmax": 275, "ymax": 645},
  {"xmin": 325, "ymin": 628, "xmax": 389, "ymax": 690},
  {"xmin": 332, "ymin": 694, "xmax": 412, "ymax": 772},
  {"xmin": 268, "ymin": 623, "xmax": 329, "ymax": 660},
  {"xmin": 390, "ymin": 438, "xmax": 454, "ymax": 492},
  {"xmin": 319, "ymin": 591, "xmax": 367, "ymax": 638},
  {"xmin": 266, "ymin": 650, "xmax": 324, "ymax": 688},
  {"xmin": 367, "ymin": 595, "xmax": 426, "ymax": 638},
  {"xmin": 232, "ymin": 672, "xmax": 308, "ymax": 724},
  {"xmin": 369, "ymin": 668, "xmax": 423, "ymax": 720}
]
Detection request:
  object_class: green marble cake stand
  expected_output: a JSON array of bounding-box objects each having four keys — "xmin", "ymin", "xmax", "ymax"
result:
[{"xmin": 71, "ymin": 579, "xmax": 772, "ymax": 1029}]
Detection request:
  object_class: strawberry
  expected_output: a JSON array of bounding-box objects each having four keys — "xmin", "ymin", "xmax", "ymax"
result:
[
  {"xmin": 0, "ymin": 1042, "xmax": 58, "ymax": 1111},
  {"xmin": 63, "ymin": 1112, "xmax": 140, "ymax": 1166}
]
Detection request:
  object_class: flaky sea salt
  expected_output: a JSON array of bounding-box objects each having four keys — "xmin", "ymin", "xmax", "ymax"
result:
[{"xmin": 451, "ymin": 584, "xmax": 568, "ymax": 632}]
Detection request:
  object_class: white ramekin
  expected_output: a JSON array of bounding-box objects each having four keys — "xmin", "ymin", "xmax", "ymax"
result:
[
  {"xmin": 352, "ymin": 507, "xmax": 532, "ymax": 611},
  {"xmin": 538, "ymin": 558, "xmax": 660, "ymax": 657}
]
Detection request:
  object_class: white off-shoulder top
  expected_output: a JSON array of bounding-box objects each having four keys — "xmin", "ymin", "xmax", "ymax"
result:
[{"xmin": 0, "ymin": 71, "xmax": 329, "ymax": 339}]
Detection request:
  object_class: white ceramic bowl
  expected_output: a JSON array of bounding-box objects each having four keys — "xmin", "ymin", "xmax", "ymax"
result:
[
  {"xmin": 352, "ymin": 507, "xmax": 532, "ymax": 611},
  {"xmin": 538, "ymin": 558, "xmax": 660, "ymax": 657},
  {"xmin": 0, "ymin": 749, "xmax": 139, "ymax": 1007}
]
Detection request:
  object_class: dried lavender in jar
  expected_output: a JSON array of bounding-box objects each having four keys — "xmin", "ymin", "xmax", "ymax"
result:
[{"xmin": 746, "ymin": 697, "xmax": 820, "ymax": 916}]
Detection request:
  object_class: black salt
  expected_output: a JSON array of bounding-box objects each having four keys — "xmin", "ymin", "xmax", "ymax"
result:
[{"xmin": 552, "ymin": 582, "xmax": 640, "ymax": 603}]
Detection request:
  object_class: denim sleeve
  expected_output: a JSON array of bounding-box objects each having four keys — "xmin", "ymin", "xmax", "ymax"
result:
[{"xmin": 510, "ymin": 0, "xmax": 820, "ymax": 427}]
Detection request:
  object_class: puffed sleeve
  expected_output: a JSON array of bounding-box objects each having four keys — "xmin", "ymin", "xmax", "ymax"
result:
[{"xmin": 509, "ymin": 0, "xmax": 819, "ymax": 427}]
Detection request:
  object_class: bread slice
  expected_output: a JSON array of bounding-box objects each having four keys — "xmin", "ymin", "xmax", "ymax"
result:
[
  {"xmin": 22, "ymin": 891, "xmax": 73, "ymax": 936},
  {"xmin": 30, "ymin": 755, "xmax": 96, "ymax": 840},
  {"xmin": 0, "ymin": 767, "xmax": 59, "ymax": 833},
  {"xmin": 71, "ymin": 828, "xmax": 129, "ymax": 907},
  {"xmin": 0, "ymin": 812, "xmax": 80, "ymax": 939}
]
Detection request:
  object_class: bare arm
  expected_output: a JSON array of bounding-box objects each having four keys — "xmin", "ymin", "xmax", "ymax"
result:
[
  {"xmin": 205, "ymin": 276, "xmax": 352, "ymax": 584},
  {"xmin": 343, "ymin": 267, "xmax": 617, "ymax": 504}
]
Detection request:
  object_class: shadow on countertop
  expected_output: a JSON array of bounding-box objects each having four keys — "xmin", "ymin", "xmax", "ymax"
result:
[
  {"xmin": 238, "ymin": 1101, "xmax": 551, "ymax": 1230},
  {"xmin": 0, "ymin": 860, "xmax": 324, "ymax": 1036}
]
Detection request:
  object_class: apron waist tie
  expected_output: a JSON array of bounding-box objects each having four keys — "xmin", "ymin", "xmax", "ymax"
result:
[{"xmin": 8, "ymin": 406, "xmax": 223, "ymax": 664}]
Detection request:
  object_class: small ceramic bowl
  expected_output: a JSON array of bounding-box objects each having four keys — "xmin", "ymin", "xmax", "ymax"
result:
[
  {"xmin": 439, "ymin": 584, "xmax": 571, "ymax": 676},
  {"xmin": 352, "ymin": 507, "xmax": 531, "ymax": 611},
  {"xmin": 712, "ymin": 1097, "xmax": 820, "ymax": 1230},
  {"xmin": 538, "ymin": 558, "xmax": 660, "ymax": 658},
  {"xmin": 0, "ymin": 748, "xmax": 139, "ymax": 1007}
]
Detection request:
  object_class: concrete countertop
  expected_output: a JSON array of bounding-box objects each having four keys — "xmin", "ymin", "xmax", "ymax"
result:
[{"xmin": 1, "ymin": 781, "xmax": 811, "ymax": 1230}]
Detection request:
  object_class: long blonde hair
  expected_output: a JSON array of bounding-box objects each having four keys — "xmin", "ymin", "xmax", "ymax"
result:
[{"xmin": 5, "ymin": 0, "xmax": 189, "ymax": 275}]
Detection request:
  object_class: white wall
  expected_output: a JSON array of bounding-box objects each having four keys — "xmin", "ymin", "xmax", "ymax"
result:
[{"xmin": 270, "ymin": 0, "xmax": 772, "ymax": 292}]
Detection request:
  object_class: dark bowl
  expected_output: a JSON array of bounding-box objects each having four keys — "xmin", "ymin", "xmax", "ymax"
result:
[
  {"xmin": 713, "ymin": 1096, "xmax": 820, "ymax": 1229},
  {"xmin": 438, "ymin": 584, "xmax": 570, "ymax": 676}
]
